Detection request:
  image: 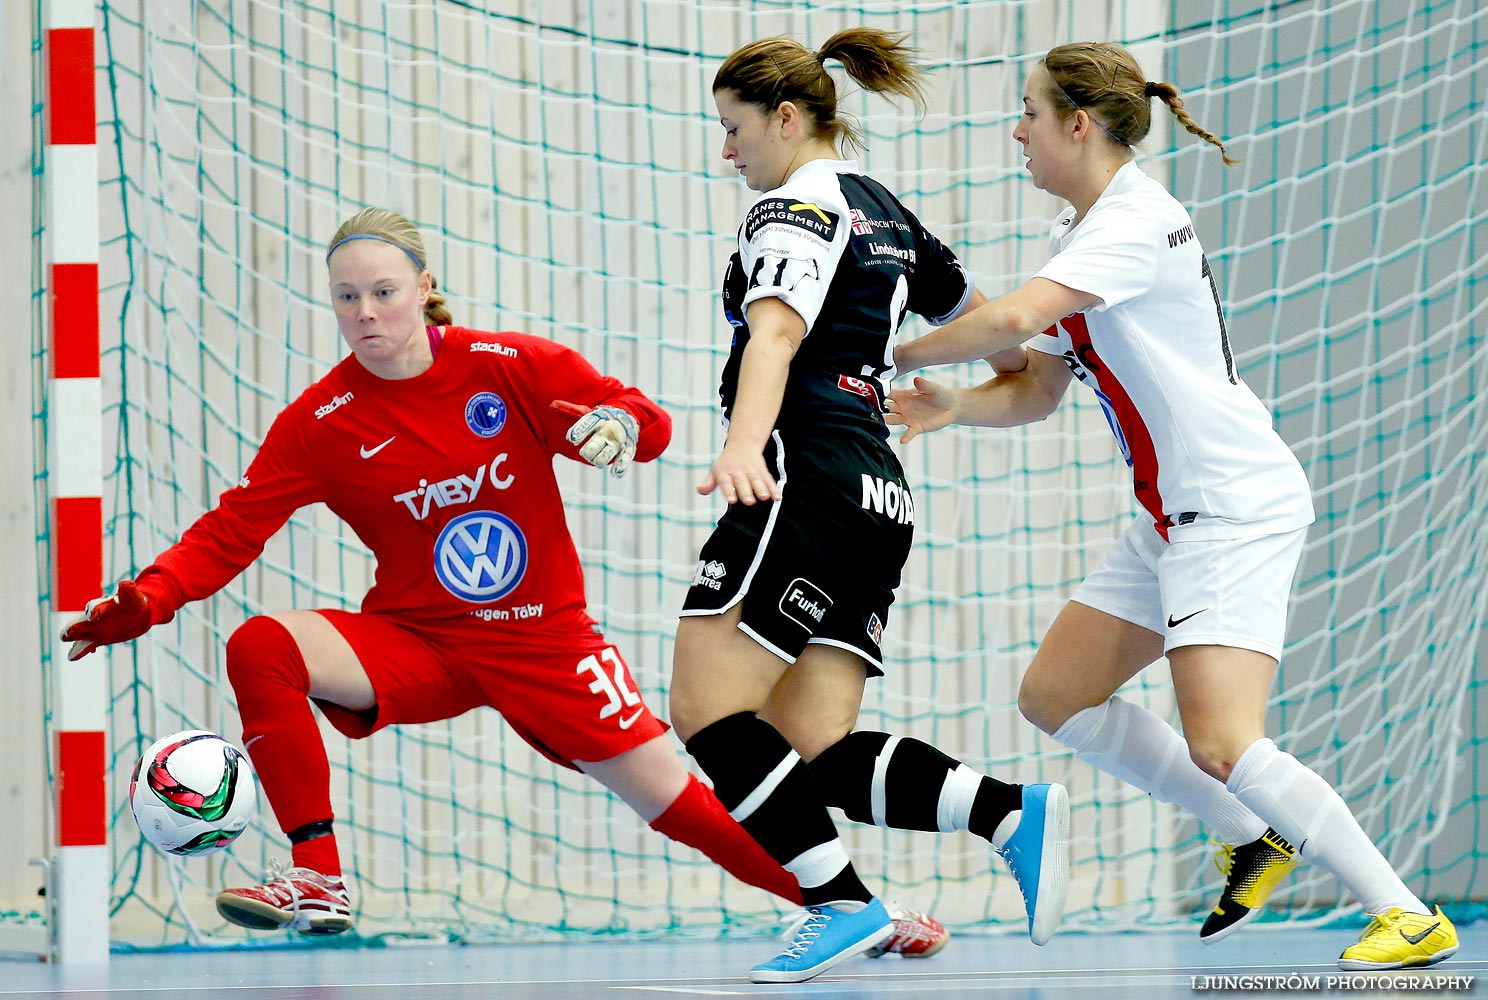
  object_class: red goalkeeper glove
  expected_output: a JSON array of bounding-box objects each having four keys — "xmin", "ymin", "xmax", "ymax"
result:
[
  {"xmin": 60, "ymin": 580, "xmax": 153, "ymax": 661},
  {"xmin": 551, "ymin": 400, "xmax": 640, "ymax": 478}
]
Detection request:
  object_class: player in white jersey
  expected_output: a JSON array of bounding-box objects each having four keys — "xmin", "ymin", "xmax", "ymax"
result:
[{"xmin": 887, "ymin": 41, "xmax": 1456, "ymax": 971}]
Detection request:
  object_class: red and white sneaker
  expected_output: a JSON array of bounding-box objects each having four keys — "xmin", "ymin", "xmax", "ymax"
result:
[
  {"xmin": 867, "ymin": 905, "xmax": 950, "ymax": 958},
  {"xmin": 215, "ymin": 861, "xmax": 352, "ymax": 935}
]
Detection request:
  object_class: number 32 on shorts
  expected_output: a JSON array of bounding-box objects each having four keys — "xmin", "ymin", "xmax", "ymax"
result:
[{"xmin": 576, "ymin": 649, "xmax": 643, "ymax": 725}]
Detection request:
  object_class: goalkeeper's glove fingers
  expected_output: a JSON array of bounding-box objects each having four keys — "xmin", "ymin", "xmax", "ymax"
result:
[
  {"xmin": 553, "ymin": 401, "xmax": 640, "ymax": 478},
  {"xmin": 60, "ymin": 579, "xmax": 152, "ymax": 662}
]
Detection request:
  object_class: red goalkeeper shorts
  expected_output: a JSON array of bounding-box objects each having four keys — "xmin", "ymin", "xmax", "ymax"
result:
[{"xmin": 309, "ymin": 609, "xmax": 667, "ymax": 768}]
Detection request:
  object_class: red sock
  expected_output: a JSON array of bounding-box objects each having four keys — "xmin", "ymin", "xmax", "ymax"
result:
[
  {"xmin": 225, "ymin": 616, "xmax": 342, "ymax": 877},
  {"xmin": 649, "ymin": 775, "xmax": 802, "ymax": 905},
  {"xmin": 288, "ymin": 827, "xmax": 341, "ymax": 877}
]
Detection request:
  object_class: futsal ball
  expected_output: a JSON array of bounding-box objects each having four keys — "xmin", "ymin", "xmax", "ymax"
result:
[{"xmin": 129, "ymin": 730, "xmax": 256, "ymax": 857}]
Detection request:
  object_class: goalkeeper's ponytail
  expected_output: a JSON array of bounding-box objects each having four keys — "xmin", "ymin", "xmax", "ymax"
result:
[
  {"xmin": 326, "ymin": 207, "xmax": 455, "ymax": 325},
  {"xmin": 422, "ymin": 278, "xmax": 453, "ymax": 326}
]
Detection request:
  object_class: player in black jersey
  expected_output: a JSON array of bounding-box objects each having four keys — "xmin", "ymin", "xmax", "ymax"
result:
[{"xmin": 666, "ymin": 29, "xmax": 1070, "ymax": 984}]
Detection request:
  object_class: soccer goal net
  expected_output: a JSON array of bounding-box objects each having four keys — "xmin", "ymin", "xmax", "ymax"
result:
[{"xmin": 30, "ymin": 0, "xmax": 1487, "ymax": 946}]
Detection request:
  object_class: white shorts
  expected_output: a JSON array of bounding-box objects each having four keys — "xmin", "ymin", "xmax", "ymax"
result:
[{"xmin": 1070, "ymin": 518, "xmax": 1307, "ymax": 661}]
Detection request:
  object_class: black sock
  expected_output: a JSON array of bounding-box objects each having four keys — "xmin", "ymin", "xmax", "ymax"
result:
[
  {"xmin": 686, "ymin": 712, "xmax": 871, "ymax": 906},
  {"xmin": 287, "ymin": 819, "xmax": 335, "ymax": 844},
  {"xmin": 811, "ymin": 730, "xmax": 1023, "ymax": 840},
  {"xmin": 968, "ymin": 779, "xmax": 1025, "ymax": 843}
]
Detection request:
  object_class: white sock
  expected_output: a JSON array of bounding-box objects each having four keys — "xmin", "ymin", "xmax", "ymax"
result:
[
  {"xmin": 1052, "ymin": 696, "xmax": 1267, "ymax": 845},
  {"xmin": 1227, "ymin": 738, "xmax": 1428, "ymax": 915},
  {"xmin": 819, "ymin": 899, "xmax": 867, "ymax": 913},
  {"xmin": 990, "ymin": 810, "xmax": 1019, "ymax": 849}
]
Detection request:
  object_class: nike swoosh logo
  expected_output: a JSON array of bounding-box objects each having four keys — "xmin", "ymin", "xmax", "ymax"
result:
[
  {"xmin": 617, "ymin": 707, "xmax": 645, "ymax": 730},
  {"xmin": 360, "ymin": 436, "xmax": 396, "ymax": 459},
  {"xmin": 1401, "ymin": 921, "xmax": 1441, "ymax": 945},
  {"xmin": 1167, "ymin": 609, "xmax": 1208, "ymax": 628},
  {"xmin": 244, "ymin": 735, "xmax": 265, "ymax": 751}
]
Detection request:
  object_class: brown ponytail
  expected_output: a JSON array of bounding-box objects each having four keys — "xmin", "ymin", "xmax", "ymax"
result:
[
  {"xmin": 714, "ymin": 28, "xmax": 927, "ymax": 156},
  {"xmin": 1044, "ymin": 42, "xmax": 1238, "ymax": 166},
  {"xmin": 1147, "ymin": 81, "xmax": 1238, "ymax": 166}
]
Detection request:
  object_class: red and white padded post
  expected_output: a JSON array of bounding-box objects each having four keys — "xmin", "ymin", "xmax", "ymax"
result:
[{"xmin": 45, "ymin": 0, "xmax": 109, "ymax": 965}]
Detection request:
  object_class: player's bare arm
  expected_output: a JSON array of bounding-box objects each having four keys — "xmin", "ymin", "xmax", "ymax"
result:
[
  {"xmin": 697, "ymin": 296, "xmax": 804, "ymax": 505},
  {"xmin": 938, "ymin": 286, "xmax": 1028, "ymax": 374},
  {"xmin": 887, "ymin": 349, "xmax": 1072, "ymax": 442},
  {"xmin": 896, "ymin": 277, "xmax": 1098, "ymax": 373}
]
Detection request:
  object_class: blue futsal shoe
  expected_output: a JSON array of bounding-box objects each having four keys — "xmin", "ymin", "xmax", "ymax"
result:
[
  {"xmin": 750, "ymin": 897, "xmax": 894, "ymax": 984},
  {"xmin": 994, "ymin": 782, "xmax": 1070, "ymax": 946}
]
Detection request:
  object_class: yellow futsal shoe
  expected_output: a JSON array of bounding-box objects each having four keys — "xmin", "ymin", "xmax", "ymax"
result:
[
  {"xmin": 1338, "ymin": 906, "xmax": 1458, "ymax": 970},
  {"xmin": 1200, "ymin": 828, "xmax": 1298, "ymax": 943}
]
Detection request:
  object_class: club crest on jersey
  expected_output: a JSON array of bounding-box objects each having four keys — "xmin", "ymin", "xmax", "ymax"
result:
[
  {"xmin": 465, "ymin": 392, "xmax": 507, "ymax": 438},
  {"xmin": 433, "ymin": 510, "xmax": 528, "ymax": 603},
  {"xmin": 744, "ymin": 198, "xmax": 840, "ymax": 244},
  {"xmin": 866, "ymin": 613, "xmax": 884, "ymax": 646}
]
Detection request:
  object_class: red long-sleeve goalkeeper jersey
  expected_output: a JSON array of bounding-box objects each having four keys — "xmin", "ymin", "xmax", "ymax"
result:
[{"xmin": 133, "ymin": 327, "xmax": 671, "ymax": 640}]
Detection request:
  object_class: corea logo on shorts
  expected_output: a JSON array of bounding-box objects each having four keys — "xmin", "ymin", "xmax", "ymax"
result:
[
  {"xmin": 692, "ymin": 560, "xmax": 727, "ymax": 590},
  {"xmin": 434, "ymin": 510, "xmax": 528, "ymax": 603}
]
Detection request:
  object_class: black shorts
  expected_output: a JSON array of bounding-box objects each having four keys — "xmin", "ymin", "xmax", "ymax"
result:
[{"xmin": 680, "ymin": 426, "xmax": 915, "ymax": 675}]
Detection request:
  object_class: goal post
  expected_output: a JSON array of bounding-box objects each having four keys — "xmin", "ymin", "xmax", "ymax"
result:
[
  {"xmin": 39, "ymin": 0, "xmax": 110, "ymax": 966},
  {"xmin": 20, "ymin": 0, "xmax": 1488, "ymax": 951}
]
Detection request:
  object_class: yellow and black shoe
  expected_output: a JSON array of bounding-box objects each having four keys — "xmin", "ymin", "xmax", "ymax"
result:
[
  {"xmin": 1199, "ymin": 828, "xmax": 1298, "ymax": 943},
  {"xmin": 1338, "ymin": 906, "xmax": 1458, "ymax": 970}
]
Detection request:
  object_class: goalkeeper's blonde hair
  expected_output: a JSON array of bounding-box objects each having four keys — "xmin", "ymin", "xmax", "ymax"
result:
[{"xmin": 327, "ymin": 208, "xmax": 454, "ymax": 325}]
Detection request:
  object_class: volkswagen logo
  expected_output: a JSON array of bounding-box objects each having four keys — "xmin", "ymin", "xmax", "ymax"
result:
[{"xmin": 433, "ymin": 511, "xmax": 527, "ymax": 603}]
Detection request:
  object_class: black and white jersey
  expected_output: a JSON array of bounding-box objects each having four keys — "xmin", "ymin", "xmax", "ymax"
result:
[{"xmin": 719, "ymin": 158, "xmax": 973, "ymax": 439}]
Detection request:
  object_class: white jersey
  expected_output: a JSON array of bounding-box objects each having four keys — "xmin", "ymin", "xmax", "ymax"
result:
[{"xmin": 1027, "ymin": 161, "xmax": 1314, "ymax": 541}]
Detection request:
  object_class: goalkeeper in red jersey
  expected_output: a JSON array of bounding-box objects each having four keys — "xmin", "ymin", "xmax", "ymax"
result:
[{"xmin": 61, "ymin": 207, "xmax": 946, "ymax": 954}]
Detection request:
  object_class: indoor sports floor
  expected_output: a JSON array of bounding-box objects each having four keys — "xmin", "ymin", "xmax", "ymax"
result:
[{"xmin": 3, "ymin": 924, "xmax": 1485, "ymax": 999}]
